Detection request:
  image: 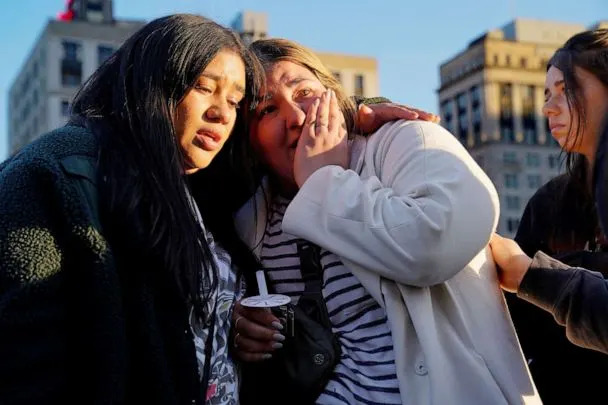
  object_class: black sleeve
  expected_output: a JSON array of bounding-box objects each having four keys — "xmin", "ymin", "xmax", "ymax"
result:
[
  {"xmin": 518, "ymin": 251, "xmax": 608, "ymax": 354},
  {"xmin": 0, "ymin": 157, "xmax": 69, "ymax": 403},
  {"xmin": 351, "ymin": 95, "xmax": 392, "ymax": 106}
]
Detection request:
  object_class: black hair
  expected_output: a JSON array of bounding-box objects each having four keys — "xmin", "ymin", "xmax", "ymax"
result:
[
  {"xmin": 547, "ymin": 29, "xmax": 608, "ymax": 250},
  {"xmin": 70, "ymin": 14, "xmax": 262, "ymax": 322}
]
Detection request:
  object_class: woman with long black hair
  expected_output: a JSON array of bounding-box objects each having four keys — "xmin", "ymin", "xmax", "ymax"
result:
[
  {"xmin": 496, "ymin": 28, "xmax": 608, "ymax": 404},
  {"xmin": 0, "ymin": 14, "xmax": 262, "ymax": 404}
]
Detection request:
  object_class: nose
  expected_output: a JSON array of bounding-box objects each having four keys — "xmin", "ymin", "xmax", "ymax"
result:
[
  {"xmin": 283, "ymin": 100, "xmax": 307, "ymax": 131},
  {"xmin": 205, "ymin": 100, "xmax": 232, "ymax": 125},
  {"xmin": 542, "ymin": 97, "xmax": 559, "ymax": 118}
]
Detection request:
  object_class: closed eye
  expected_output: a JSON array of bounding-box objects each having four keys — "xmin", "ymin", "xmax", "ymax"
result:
[
  {"xmin": 228, "ymin": 97, "xmax": 242, "ymax": 109},
  {"xmin": 194, "ymin": 83, "xmax": 213, "ymax": 94},
  {"xmin": 258, "ymin": 104, "xmax": 277, "ymax": 118}
]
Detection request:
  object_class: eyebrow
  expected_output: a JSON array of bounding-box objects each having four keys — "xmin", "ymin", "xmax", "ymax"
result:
[
  {"xmin": 285, "ymin": 77, "xmax": 308, "ymax": 87},
  {"xmin": 200, "ymin": 72, "xmax": 245, "ymax": 94},
  {"xmin": 257, "ymin": 76, "xmax": 313, "ymax": 105}
]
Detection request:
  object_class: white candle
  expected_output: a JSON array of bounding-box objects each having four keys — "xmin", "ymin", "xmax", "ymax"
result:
[{"xmin": 256, "ymin": 270, "xmax": 268, "ymax": 296}]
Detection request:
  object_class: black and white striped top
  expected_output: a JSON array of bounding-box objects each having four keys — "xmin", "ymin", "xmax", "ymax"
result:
[{"xmin": 260, "ymin": 196, "xmax": 401, "ymax": 405}]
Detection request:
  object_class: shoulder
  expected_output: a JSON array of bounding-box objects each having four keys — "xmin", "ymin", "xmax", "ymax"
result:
[
  {"xmin": 366, "ymin": 120, "xmax": 467, "ymax": 155},
  {"xmin": 363, "ymin": 120, "xmax": 478, "ymax": 173},
  {"xmin": 526, "ymin": 173, "xmax": 569, "ymax": 208},
  {"xmin": 1, "ymin": 126, "xmax": 99, "ymax": 184}
]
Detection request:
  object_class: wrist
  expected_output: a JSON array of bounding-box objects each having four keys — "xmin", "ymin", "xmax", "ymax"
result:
[{"xmin": 514, "ymin": 256, "xmax": 533, "ymax": 292}]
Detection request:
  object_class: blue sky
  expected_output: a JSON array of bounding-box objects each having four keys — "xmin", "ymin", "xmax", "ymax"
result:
[{"xmin": 1, "ymin": 0, "xmax": 605, "ymax": 160}]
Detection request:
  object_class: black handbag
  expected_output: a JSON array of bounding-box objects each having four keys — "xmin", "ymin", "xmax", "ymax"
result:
[{"xmin": 240, "ymin": 243, "xmax": 341, "ymax": 405}]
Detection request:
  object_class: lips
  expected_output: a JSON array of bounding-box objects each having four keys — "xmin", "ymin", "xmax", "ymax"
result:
[
  {"xmin": 195, "ymin": 129, "xmax": 222, "ymax": 152},
  {"xmin": 549, "ymin": 122, "xmax": 566, "ymax": 132}
]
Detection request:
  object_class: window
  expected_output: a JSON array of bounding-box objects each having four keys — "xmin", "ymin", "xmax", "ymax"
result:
[
  {"xmin": 63, "ymin": 41, "xmax": 80, "ymax": 61},
  {"xmin": 505, "ymin": 196, "xmax": 520, "ymax": 210},
  {"xmin": 98, "ymin": 45, "xmax": 114, "ymax": 66},
  {"xmin": 548, "ymin": 154, "xmax": 560, "ymax": 169},
  {"xmin": 470, "ymin": 85, "xmax": 482, "ymax": 145},
  {"xmin": 527, "ymin": 174, "xmax": 542, "ymax": 189},
  {"xmin": 503, "ymin": 151, "xmax": 517, "ymax": 164},
  {"xmin": 86, "ymin": 0, "xmax": 104, "ymax": 22},
  {"xmin": 456, "ymin": 92, "xmax": 468, "ymax": 145},
  {"xmin": 499, "ymin": 83, "xmax": 514, "ymax": 143},
  {"xmin": 440, "ymin": 99, "xmax": 454, "ymax": 134},
  {"xmin": 354, "ymin": 74, "xmax": 364, "ymax": 97},
  {"xmin": 522, "ymin": 85, "xmax": 535, "ymax": 116},
  {"xmin": 332, "ymin": 71, "xmax": 341, "ymax": 82},
  {"xmin": 520, "ymin": 57, "xmax": 527, "ymax": 68},
  {"xmin": 61, "ymin": 100, "xmax": 70, "ymax": 116},
  {"xmin": 87, "ymin": 0, "xmax": 103, "ymax": 11},
  {"xmin": 493, "ymin": 54, "xmax": 499, "ymax": 66},
  {"xmin": 505, "ymin": 55, "xmax": 511, "ymax": 66},
  {"xmin": 505, "ymin": 173, "xmax": 518, "ymax": 189},
  {"xmin": 522, "ymin": 85, "xmax": 537, "ymax": 144},
  {"xmin": 61, "ymin": 41, "xmax": 82, "ymax": 86},
  {"xmin": 526, "ymin": 152, "xmax": 540, "ymax": 167},
  {"xmin": 507, "ymin": 218, "xmax": 520, "ymax": 233}
]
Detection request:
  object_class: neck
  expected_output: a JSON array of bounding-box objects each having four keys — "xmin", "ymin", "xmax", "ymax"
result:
[
  {"xmin": 269, "ymin": 175, "xmax": 298, "ymax": 199},
  {"xmin": 584, "ymin": 150, "xmax": 595, "ymax": 167}
]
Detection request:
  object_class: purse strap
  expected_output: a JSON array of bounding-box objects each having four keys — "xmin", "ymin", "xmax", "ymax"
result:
[
  {"xmin": 297, "ymin": 242, "xmax": 323, "ymax": 294},
  {"xmin": 296, "ymin": 242, "xmax": 335, "ymax": 332}
]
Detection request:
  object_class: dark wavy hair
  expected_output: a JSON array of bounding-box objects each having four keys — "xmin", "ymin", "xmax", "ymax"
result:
[
  {"xmin": 547, "ymin": 29, "xmax": 608, "ymax": 249},
  {"xmin": 70, "ymin": 14, "xmax": 262, "ymax": 321}
]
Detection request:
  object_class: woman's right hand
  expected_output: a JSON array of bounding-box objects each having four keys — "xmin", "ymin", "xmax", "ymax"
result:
[
  {"xmin": 293, "ymin": 89, "xmax": 349, "ymax": 188},
  {"xmin": 489, "ymin": 233, "xmax": 533, "ymax": 293},
  {"xmin": 231, "ymin": 300, "xmax": 286, "ymax": 362}
]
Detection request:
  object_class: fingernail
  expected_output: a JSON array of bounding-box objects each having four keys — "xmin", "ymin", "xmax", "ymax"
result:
[
  {"xmin": 262, "ymin": 353, "xmax": 272, "ymax": 360},
  {"xmin": 359, "ymin": 104, "xmax": 372, "ymax": 114},
  {"xmin": 271, "ymin": 321, "xmax": 284, "ymax": 330},
  {"xmin": 273, "ymin": 333, "xmax": 286, "ymax": 342},
  {"xmin": 272, "ymin": 342, "xmax": 284, "ymax": 349}
]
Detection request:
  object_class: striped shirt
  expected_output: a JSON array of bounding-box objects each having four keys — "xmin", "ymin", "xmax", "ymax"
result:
[
  {"xmin": 260, "ymin": 196, "xmax": 401, "ymax": 405},
  {"xmin": 188, "ymin": 190, "xmax": 241, "ymax": 405}
]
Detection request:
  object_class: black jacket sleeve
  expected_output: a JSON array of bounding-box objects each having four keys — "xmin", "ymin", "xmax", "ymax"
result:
[{"xmin": 518, "ymin": 251, "xmax": 608, "ymax": 355}]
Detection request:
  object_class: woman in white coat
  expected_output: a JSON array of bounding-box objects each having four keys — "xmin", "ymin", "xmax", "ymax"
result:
[{"xmin": 232, "ymin": 38, "xmax": 540, "ymax": 405}]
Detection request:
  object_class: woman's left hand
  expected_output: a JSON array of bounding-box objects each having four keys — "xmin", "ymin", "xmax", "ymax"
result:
[
  {"xmin": 294, "ymin": 89, "xmax": 349, "ymax": 187},
  {"xmin": 357, "ymin": 102, "xmax": 440, "ymax": 134}
]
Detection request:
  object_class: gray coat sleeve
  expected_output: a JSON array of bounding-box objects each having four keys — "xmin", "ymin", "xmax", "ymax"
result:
[{"xmin": 518, "ymin": 251, "xmax": 608, "ymax": 354}]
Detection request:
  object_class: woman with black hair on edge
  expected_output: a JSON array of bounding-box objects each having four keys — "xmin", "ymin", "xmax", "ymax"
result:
[
  {"xmin": 0, "ymin": 14, "xmax": 263, "ymax": 405},
  {"xmin": 493, "ymin": 28, "xmax": 608, "ymax": 404}
]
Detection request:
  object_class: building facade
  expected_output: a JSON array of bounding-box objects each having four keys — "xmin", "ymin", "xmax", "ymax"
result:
[
  {"xmin": 438, "ymin": 19, "xmax": 606, "ymax": 237},
  {"xmin": 8, "ymin": 0, "xmax": 144, "ymax": 154},
  {"xmin": 231, "ymin": 11, "xmax": 379, "ymax": 99}
]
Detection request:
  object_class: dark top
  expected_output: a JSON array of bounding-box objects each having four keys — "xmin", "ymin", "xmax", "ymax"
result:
[
  {"xmin": 510, "ymin": 174, "xmax": 608, "ymax": 404},
  {"xmin": 0, "ymin": 126, "xmax": 202, "ymax": 404}
]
